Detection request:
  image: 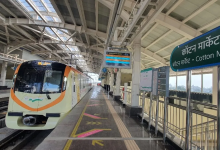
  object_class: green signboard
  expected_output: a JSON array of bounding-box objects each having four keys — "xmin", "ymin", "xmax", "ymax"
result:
[{"xmin": 170, "ymin": 26, "xmax": 220, "ymax": 72}]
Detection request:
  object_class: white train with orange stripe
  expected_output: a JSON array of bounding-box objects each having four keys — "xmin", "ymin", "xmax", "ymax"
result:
[{"xmin": 6, "ymin": 60, "xmax": 93, "ymax": 130}]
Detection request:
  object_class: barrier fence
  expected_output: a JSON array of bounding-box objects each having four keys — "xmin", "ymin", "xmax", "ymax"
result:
[{"xmin": 113, "ymin": 85, "xmax": 217, "ymax": 150}]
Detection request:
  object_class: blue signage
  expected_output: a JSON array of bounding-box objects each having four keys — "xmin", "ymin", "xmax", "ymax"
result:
[{"xmin": 102, "ymin": 68, "xmax": 107, "ymax": 73}]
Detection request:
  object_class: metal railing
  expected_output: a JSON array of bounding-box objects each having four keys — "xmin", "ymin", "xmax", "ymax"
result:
[
  {"xmin": 112, "ymin": 84, "xmax": 217, "ymax": 149},
  {"xmin": 139, "ymin": 94, "xmax": 217, "ymax": 150},
  {"xmin": 0, "ymin": 53, "xmax": 26, "ymax": 63}
]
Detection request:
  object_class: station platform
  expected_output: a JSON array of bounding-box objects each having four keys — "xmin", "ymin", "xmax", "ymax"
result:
[{"xmin": 36, "ymin": 86, "xmax": 177, "ymax": 150}]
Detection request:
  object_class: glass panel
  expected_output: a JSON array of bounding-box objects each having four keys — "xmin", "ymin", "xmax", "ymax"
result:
[
  {"xmin": 177, "ymin": 76, "xmax": 186, "ymax": 91},
  {"xmin": 203, "ymin": 74, "xmax": 212, "ymax": 93},
  {"xmin": 18, "ymin": 0, "xmax": 34, "ymax": 12},
  {"xmin": 191, "ymin": 74, "xmax": 201, "ymax": 92},
  {"xmin": 169, "ymin": 76, "xmax": 176, "ymax": 90},
  {"xmin": 45, "ymin": 16, "xmax": 54, "ymax": 21},
  {"xmin": 45, "ymin": 27, "xmax": 55, "ymax": 35},
  {"xmin": 32, "ymin": 0, "xmax": 46, "ymax": 11},
  {"xmin": 42, "ymin": 0, "xmax": 56, "ymax": 12},
  {"xmin": 42, "ymin": 70, "xmax": 62, "ymax": 92},
  {"xmin": 14, "ymin": 61, "xmax": 65, "ymax": 94}
]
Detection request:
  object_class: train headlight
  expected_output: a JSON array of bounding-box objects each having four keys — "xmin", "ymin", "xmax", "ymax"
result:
[{"xmin": 63, "ymin": 76, "xmax": 67, "ymax": 91}]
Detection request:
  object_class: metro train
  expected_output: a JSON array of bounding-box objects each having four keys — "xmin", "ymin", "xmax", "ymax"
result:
[{"xmin": 6, "ymin": 60, "xmax": 93, "ymax": 130}]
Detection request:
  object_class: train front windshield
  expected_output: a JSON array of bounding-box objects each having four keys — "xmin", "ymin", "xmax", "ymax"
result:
[{"xmin": 14, "ymin": 61, "xmax": 66, "ymax": 94}]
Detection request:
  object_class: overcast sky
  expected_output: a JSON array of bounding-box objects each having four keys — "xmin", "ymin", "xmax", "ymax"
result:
[{"xmin": 169, "ymin": 74, "xmax": 212, "ymax": 88}]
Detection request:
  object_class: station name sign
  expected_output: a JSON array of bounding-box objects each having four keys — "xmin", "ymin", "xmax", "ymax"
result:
[{"xmin": 170, "ymin": 26, "xmax": 220, "ymax": 72}]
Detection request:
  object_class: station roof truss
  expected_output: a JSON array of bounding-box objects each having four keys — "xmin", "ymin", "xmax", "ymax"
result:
[{"xmin": 0, "ymin": 0, "xmax": 219, "ymax": 74}]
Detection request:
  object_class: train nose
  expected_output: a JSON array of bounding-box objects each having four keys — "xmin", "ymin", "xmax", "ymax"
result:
[{"xmin": 22, "ymin": 116, "xmax": 36, "ymax": 126}]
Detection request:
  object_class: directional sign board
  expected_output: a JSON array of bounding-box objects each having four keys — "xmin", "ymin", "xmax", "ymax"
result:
[
  {"xmin": 170, "ymin": 26, "xmax": 220, "ymax": 72},
  {"xmin": 152, "ymin": 69, "xmax": 158, "ymax": 96},
  {"xmin": 140, "ymin": 68, "xmax": 153, "ymax": 91},
  {"xmin": 103, "ymin": 50, "xmax": 131, "ymax": 69},
  {"xmin": 157, "ymin": 66, "xmax": 169, "ymax": 97}
]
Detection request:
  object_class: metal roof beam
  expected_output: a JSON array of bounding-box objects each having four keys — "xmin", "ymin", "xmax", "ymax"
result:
[
  {"xmin": 97, "ymin": 0, "xmax": 129, "ymax": 22},
  {"xmin": 41, "ymin": 39, "xmax": 84, "ymax": 47},
  {"xmin": 7, "ymin": 41, "xmax": 31, "ymax": 54},
  {"xmin": 120, "ymin": 0, "xmax": 151, "ymax": 44},
  {"xmin": 66, "ymin": 32, "xmax": 77, "ymax": 42},
  {"xmin": 141, "ymin": 47, "xmax": 167, "ymax": 65},
  {"xmin": 0, "ymin": 30, "xmax": 29, "ymax": 41},
  {"xmin": 0, "ymin": 2, "xmax": 17, "ymax": 18},
  {"xmin": 76, "ymin": 0, "xmax": 90, "ymax": 46},
  {"xmin": 2, "ymin": 18, "xmax": 107, "ymax": 39},
  {"xmin": 155, "ymin": 12, "xmax": 202, "ymax": 39},
  {"xmin": 182, "ymin": 0, "xmax": 217, "ymax": 23},
  {"xmin": 166, "ymin": 0, "xmax": 184, "ymax": 15},
  {"xmin": 146, "ymin": 29, "xmax": 172, "ymax": 49},
  {"xmin": 155, "ymin": 37, "xmax": 186, "ymax": 54},
  {"xmin": 95, "ymin": 0, "xmax": 98, "ymax": 31},
  {"xmin": 198, "ymin": 17, "xmax": 220, "ymax": 31},
  {"xmin": 4, "ymin": 26, "xmax": 9, "ymax": 44},
  {"xmin": 8, "ymin": 0, "xmax": 32, "ymax": 20},
  {"xmin": 49, "ymin": 0, "xmax": 64, "ymax": 22},
  {"xmin": 64, "ymin": 0, "xmax": 76, "ymax": 25},
  {"xmin": 11, "ymin": 25, "xmax": 36, "ymax": 42},
  {"xmin": 25, "ymin": 0, "xmax": 47, "ymax": 23},
  {"xmin": 0, "ymin": 13, "xmax": 5, "ymax": 21},
  {"xmin": 21, "ymin": 25, "xmax": 58, "ymax": 40},
  {"xmin": 130, "ymin": 0, "xmax": 170, "ymax": 43},
  {"xmin": 141, "ymin": 23, "xmax": 158, "ymax": 40}
]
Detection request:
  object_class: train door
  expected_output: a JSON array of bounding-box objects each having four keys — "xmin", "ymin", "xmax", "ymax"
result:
[{"xmin": 72, "ymin": 72, "xmax": 77, "ymax": 107}]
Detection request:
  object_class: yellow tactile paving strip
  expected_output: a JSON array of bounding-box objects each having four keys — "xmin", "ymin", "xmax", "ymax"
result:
[{"xmin": 103, "ymin": 93, "xmax": 140, "ymax": 150}]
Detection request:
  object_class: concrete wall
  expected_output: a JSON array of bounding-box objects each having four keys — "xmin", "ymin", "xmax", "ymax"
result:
[
  {"xmin": 0, "ymin": 65, "xmax": 15, "ymax": 79},
  {"xmin": 22, "ymin": 50, "xmax": 43, "ymax": 60}
]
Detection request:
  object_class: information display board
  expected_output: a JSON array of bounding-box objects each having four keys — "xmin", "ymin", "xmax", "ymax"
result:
[
  {"xmin": 157, "ymin": 66, "xmax": 170, "ymax": 97},
  {"xmin": 170, "ymin": 26, "xmax": 220, "ymax": 72},
  {"xmin": 103, "ymin": 50, "xmax": 131, "ymax": 69},
  {"xmin": 140, "ymin": 68, "xmax": 153, "ymax": 91},
  {"xmin": 152, "ymin": 69, "xmax": 158, "ymax": 96}
]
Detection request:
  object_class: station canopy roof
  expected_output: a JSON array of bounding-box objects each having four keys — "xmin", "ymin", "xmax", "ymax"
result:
[{"xmin": 0, "ymin": 0, "xmax": 219, "ymax": 74}]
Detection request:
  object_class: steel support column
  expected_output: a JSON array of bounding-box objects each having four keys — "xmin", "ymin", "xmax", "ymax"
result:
[
  {"xmin": 115, "ymin": 69, "xmax": 121, "ymax": 96},
  {"xmin": 1, "ymin": 61, "xmax": 7, "ymax": 86},
  {"xmin": 131, "ymin": 35, "xmax": 141, "ymax": 106},
  {"xmin": 109, "ymin": 71, "xmax": 114, "ymax": 92}
]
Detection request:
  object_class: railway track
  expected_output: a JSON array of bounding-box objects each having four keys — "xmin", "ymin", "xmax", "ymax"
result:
[
  {"xmin": 0, "ymin": 98, "xmax": 9, "ymax": 128},
  {"xmin": 0, "ymin": 130, "xmax": 39, "ymax": 150}
]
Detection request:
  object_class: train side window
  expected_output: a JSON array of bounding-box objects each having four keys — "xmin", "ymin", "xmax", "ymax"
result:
[{"xmin": 62, "ymin": 77, "xmax": 67, "ymax": 91}]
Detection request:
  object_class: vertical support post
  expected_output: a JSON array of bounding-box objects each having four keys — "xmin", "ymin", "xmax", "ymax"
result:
[
  {"xmin": 163, "ymin": 97, "xmax": 168, "ymax": 143},
  {"xmin": 148, "ymin": 92, "xmax": 153, "ymax": 131},
  {"xmin": 1, "ymin": 61, "xmax": 7, "ymax": 86},
  {"xmin": 155, "ymin": 95, "xmax": 159, "ymax": 136},
  {"xmin": 115, "ymin": 69, "xmax": 121, "ymax": 96},
  {"xmin": 205, "ymin": 124, "xmax": 208, "ymax": 150},
  {"xmin": 110, "ymin": 71, "xmax": 114, "ymax": 92},
  {"xmin": 124, "ymin": 83, "xmax": 128, "ymax": 104},
  {"xmin": 185, "ymin": 70, "xmax": 192, "ymax": 150},
  {"xmin": 141, "ymin": 92, "xmax": 146, "ymax": 124},
  {"xmin": 131, "ymin": 35, "xmax": 141, "ymax": 107},
  {"xmin": 217, "ymin": 66, "xmax": 220, "ymax": 150}
]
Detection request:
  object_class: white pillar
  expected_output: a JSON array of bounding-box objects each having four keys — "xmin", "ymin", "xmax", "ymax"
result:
[
  {"xmin": 1, "ymin": 61, "xmax": 7, "ymax": 86},
  {"xmin": 109, "ymin": 71, "xmax": 114, "ymax": 92},
  {"xmin": 115, "ymin": 69, "xmax": 121, "ymax": 96},
  {"xmin": 213, "ymin": 66, "xmax": 218, "ymax": 105},
  {"xmin": 131, "ymin": 35, "xmax": 141, "ymax": 106},
  {"xmin": 123, "ymin": 83, "xmax": 128, "ymax": 104}
]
